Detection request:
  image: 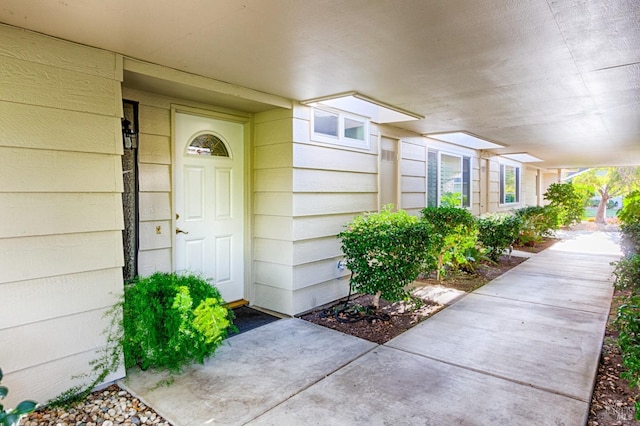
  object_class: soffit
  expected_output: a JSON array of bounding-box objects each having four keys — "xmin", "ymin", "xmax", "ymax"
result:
[{"xmin": 0, "ymin": 0, "xmax": 638, "ymax": 168}]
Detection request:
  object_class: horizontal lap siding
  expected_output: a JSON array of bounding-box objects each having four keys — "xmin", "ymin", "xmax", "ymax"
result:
[
  {"xmin": 290, "ymin": 106, "xmax": 378, "ymax": 315},
  {"xmin": 524, "ymin": 166, "xmax": 538, "ymax": 206},
  {"xmin": 0, "ymin": 25, "xmax": 124, "ymax": 406},
  {"xmin": 253, "ymin": 111, "xmax": 295, "ymax": 314},
  {"xmin": 253, "ymin": 106, "xmax": 380, "ymax": 315},
  {"xmin": 400, "ymin": 140, "xmax": 426, "ymax": 215}
]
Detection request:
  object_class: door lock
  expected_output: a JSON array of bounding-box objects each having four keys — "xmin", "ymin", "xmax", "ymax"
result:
[{"xmin": 176, "ymin": 227, "xmax": 189, "ymax": 235}]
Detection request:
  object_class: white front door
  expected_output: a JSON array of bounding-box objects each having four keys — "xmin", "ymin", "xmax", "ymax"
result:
[{"xmin": 174, "ymin": 111, "xmax": 244, "ymax": 303}]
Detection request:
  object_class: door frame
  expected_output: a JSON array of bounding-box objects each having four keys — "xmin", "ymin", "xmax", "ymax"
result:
[{"xmin": 171, "ymin": 104, "xmax": 252, "ymax": 302}]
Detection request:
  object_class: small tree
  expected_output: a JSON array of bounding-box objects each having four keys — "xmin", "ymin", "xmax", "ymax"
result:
[
  {"xmin": 543, "ymin": 182, "xmax": 590, "ymax": 227},
  {"xmin": 338, "ymin": 206, "xmax": 433, "ymax": 309},
  {"xmin": 573, "ymin": 167, "xmax": 640, "ymax": 224},
  {"xmin": 420, "ymin": 207, "xmax": 477, "ymax": 281}
]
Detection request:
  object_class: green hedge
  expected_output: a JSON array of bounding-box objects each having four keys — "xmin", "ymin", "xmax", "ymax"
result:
[
  {"xmin": 338, "ymin": 207, "xmax": 433, "ymax": 306},
  {"xmin": 477, "ymin": 214, "xmax": 523, "ymax": 262},
  {"xmin": 514, "ymin": 205, "xmax": 558, "ymax": 245},
  {"xmin": 420, "ymin": 207, "xmax": 478, "ymax": 280}
]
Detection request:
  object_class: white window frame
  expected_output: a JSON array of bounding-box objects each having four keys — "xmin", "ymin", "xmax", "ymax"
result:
[
  {"xmin": 427, "ymin": 149, "xmax": 471, "ymax": 209},
  {"xmin": 499, "ymin": 162, "xmax": 521, "ymax": 205},
  {"xmin": 311, "ymin": 106, "xmax": 370, "ymax": 150}
]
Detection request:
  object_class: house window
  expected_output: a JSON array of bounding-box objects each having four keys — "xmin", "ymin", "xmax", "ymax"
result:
[
  {"xmin": 312, "ymin": 107, "xmax": 369, "ymax": 149},
  {"xmin": 500, "ymin": 164, "xmax": 520, "ymax": 204},
  {"xmin": 427, "ymin": 150, "xmax": 471, "ymax": 208}
]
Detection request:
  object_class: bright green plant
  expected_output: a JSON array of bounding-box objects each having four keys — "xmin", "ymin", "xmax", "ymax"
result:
[
  {"xmin": 514, "ymin": 205, "xmax": 558, "ymax": 246},
  {"xmin": 338, "ymin": 206, "xmax": 434, "ymax": 309},
  {"xmin": 619, "ymin": 191, "xmax": 640, "ymax": 225},
  {"xmin": 543, "ymin": 182, "xmax": 590, "ymax": 227},
  {"xmin": 477, "ymin": 213, "xmax": 523, "ymax": 262},
  {"xmin": 615, "ymin": 295, "xmax": 640, "ymax": 419},
  {"xmin": 420, "ymin": 206, "xmax": 478, "ymax": 280},
  {"xmin": 0, "ymin": 368, "xmax": 37, "ymax": 426},
  {"xmin": 122, "ymin": 272, "xmax": 236, "ymax": 371},
  {"xmin": 440, "ymin": 191, "xmax": 462, "ymax": 208}
]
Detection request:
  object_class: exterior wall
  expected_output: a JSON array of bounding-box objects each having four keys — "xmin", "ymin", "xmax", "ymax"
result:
[
  {"xmin": 541, "ymin": 170, "xmax": 560, "ymax": 205},
  {"xmin": 399, "ymin": 139, "xmax": 427, "ymax": 216},
  {"xmin": 523, "ymin": 166, "xmax": 540, "ymax": 207},
  {"xmin": 0, "ymin": 25, "xmax": 125, "ymax": 405},
  {"xmin": 253, "ymin": 105, "xmax": 380, "ymax": 315}
]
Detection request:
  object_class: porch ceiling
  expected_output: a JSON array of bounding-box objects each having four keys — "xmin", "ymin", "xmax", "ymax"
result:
[{"xmin": 1, "ymin": 0, "xmax": 638, "ymax": 169}]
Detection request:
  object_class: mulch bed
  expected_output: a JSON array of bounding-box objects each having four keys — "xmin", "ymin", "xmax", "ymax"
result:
[{"xmin": 299, "ymin": 254, "xmax": 528, "ymax": 345}]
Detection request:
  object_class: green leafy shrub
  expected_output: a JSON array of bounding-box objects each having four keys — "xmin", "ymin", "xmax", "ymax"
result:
[
  {"xmin": 543, "ymin": 182, "xmax": 590, "ymax": 227},
  {"xmin": 514, "ymin": 205, "xmax": 558, "ymax": 246},
  {"xmin": 420, "ymin": 207, "xmax": 478, "ymax": 280},
  {"xmin": 612, "ymin": 254, "xmax": 640, "ymax": 294},
  {"xmin": 619, "ymin": 191, "xmax": 640, "ymax": 225},
  {"xmin": 338, "ymin": 206, "xmax": 434, "ymax": 308},
  {"xmin": 0, "ymin": 368, "xmax": 37, "ymax": 426},
  {"xmin": 616, "ymin": 295, "xmax": 640, "ymax": 419},
  {"xmin": 621, "ymin": 222, "xmax": 640, "ymax": 255},
  {"xmin": 477, "ymin": 213, "xmax": 523, "ymax": 262},
  {"xmin": 122, "ymin": 273, "xmax": 236, "ymax": 371},
  {"xmin": 620, "ymin": 191, "xmax": 640, "ymax": 254}
]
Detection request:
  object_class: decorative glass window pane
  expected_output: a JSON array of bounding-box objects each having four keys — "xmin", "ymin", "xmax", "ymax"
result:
[
  {"xmin": 344, "ymin": 117, "xmax": 365, "ymax": 141},
  {"xmin": 314, "ymin": 109, "xmax": 339, "ymax": 137},
  {"xmin": 187, "ymin": 134, "xmax": 229, "ymax": 157}
]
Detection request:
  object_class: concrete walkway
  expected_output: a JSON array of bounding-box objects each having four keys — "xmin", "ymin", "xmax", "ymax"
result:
[{"xmin": 121, "ymin": 231, "xmax": 622, "ymax": 425}]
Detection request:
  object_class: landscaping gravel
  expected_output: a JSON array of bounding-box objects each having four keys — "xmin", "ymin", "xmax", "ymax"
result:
[{"xmin": 21, "ymin": 385, "xmax": 170, "ymax": 426}]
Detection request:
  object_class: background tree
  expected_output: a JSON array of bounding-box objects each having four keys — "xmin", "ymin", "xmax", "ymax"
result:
[{"xmin": 573, "ymin": 167, "xmax": 640, "ymax": 224}]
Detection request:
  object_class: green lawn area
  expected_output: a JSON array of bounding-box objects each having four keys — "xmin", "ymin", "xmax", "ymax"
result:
[{"xmin": 583, "ymin": 207, "xmax": 619, "ymax": 219}]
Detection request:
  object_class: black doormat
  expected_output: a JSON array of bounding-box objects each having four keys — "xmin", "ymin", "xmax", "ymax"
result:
[{"xmin": 231, "ymin": 306, "xmax": 281, "ymax": 335}]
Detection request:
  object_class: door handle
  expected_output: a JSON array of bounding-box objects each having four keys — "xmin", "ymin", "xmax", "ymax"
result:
[{"xmin": 176, "ymin": 227, "xmax": 189, "ymax": 235}]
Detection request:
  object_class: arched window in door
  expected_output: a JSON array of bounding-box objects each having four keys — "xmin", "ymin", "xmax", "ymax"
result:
[{"xmin": 187, "ymin": 133, "xmax": 230, "ymax": 157}]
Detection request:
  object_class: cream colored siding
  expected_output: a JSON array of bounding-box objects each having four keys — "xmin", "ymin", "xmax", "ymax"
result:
[
  {"xmin": 399, "ymin": 140, "xmax": 426, "ymax": 215},
  {"xmin": 523, "ymin": 166, "xmax": 539, "ymax": 206},
  {"xmin": 487, "ymin": 157, "xmax": 502, "ymax": 212},
  {"xmin": 253, "ymin": 106, "xmax": 377, "ymax": 315},
  {"xmin": 0, "ymin": 25, "xmax": 125, "ymax": 406},
  {"xmin": 541, "ymin": 171, "xmax": 559, "ymax": 205}
]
